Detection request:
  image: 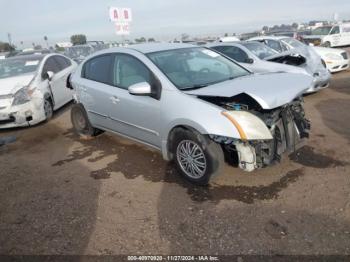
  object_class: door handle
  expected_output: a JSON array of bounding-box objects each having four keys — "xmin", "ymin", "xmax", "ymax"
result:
[{"xmin": 109, "ymin": 96, "xmax": 120, "ymax": 103}]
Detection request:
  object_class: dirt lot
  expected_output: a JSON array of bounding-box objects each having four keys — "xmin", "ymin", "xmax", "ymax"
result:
[{"xmin": 0, "ymin": 68, "xmax": 350, "ymax": 255}]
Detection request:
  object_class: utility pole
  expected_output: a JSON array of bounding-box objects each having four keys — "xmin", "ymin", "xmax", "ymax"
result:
[{"xmin": 7, "ymin": 33, "xmax": 12, "ymax": 46}]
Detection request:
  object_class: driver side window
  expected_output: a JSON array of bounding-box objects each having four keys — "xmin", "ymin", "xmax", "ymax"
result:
[
  {"xmin": 330, "ymin": 26, "xmax": 340, "ymax": 35},
  {"xmin": 113, "ymin": 54, "xmax": 152, "ymax": 90},
  {"xmin": 211, "ymin": 46, "xmax": 249, "ymax": 63}
]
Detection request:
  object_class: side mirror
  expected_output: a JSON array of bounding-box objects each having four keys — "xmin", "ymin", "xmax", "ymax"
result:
[
  {"xmin": 43, "ymin": 71, "xmax": 54, "ymax": 81},
  {"xmin": 128, "ymin": 82, "xmax": 152, "ymax": 96},
  {"xmin": 245, "ymin": 58, "xmax": 254, "ymax": 64}
]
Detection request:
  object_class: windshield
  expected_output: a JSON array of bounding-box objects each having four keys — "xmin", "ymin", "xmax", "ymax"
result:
[
  {"xmin": 147, "ymin": 47, "xmax": 250, "ymax": 90},
  {"xmin": 282, "ymin": 38, "xmax": 305, "ymax": 48},
  {"xmin": 240, "ymin": 42, "xmax": 278, "ymax": 59},
  {"xmin": 0, "ymin": 56, "xmax": 42, "ymax": 79},
  {"xmin": 312, "ymin": 26, "xmax": 332, "ymax": 35}
]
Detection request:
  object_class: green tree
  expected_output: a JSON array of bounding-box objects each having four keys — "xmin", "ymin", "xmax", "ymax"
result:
[
  {"xmin": 55, "ymin": 44, "xmax": 65, "ymax": 52},
  {"xmin": 148, "ymin": 38, "xmax": 156, "ymax": 42},
  {"xmin": 70, "ymin": 34, "xmax": 87, "ymax": 45},
  {"xmin": 44, "ymin": 36, "xmax": 49, "ymax": 48},
  {"xmin": 224, "ymin": 33, "xmax": 228, "ymax": 37},
  {"xmin": 134, "ymin": 37, "xmax": 147, "ymax": 43},
  {"xmin": 181, "ymin": 33, "xmax": 189, "ymax": 41},
  {"xmin": 292, "ymin": 22, "xmax": 299, "ymax": 29},
  {"xmin": 0, "ymin": 42, "xmax": 15, "ymax": 52}
]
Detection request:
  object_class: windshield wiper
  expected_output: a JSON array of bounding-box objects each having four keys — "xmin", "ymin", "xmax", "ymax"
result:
[{"xmin": 182, "ymin": 84, "xmax": 208, "ymax": 90}]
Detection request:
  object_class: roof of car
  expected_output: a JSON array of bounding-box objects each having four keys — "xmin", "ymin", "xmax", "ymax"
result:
[
  {"xmin": 6, "ymin": 54, "xmax": 47, "ymax": 60},
  {"xmin": 128, "ymin": 43, "xmax": 196, "ymax": 54},
  {"xmin": 248, "ymin": 36, "xmax": 289, "ymax": 41},
  {"xmin": 206, "ymin": 41, "xmax": 246, "ymax": 47}
]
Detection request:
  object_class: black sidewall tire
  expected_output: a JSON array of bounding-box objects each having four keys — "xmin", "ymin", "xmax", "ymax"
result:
[
  {"xmin": 44, "ymin": 99, "xmax": 53, "ymax": 121},
  {"xmin": 71, "ymin": 104, "xmax": 99, "ymax": 137},
  {"xmin": 172, "ymin": 129, "xmax": 224, "ymax": 186},
  {"xmin": 324, "ymin": 41, "xmax": 331, "ymax": 48}
]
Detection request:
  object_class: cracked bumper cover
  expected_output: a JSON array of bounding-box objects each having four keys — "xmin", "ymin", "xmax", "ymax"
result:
[
  {"xmin": 0, "ymin": 98, "xmax": 46, "ymax": 128},
  {"xmin": 211, "ymin": 102, "xmax": 311, "ymax": 172}
]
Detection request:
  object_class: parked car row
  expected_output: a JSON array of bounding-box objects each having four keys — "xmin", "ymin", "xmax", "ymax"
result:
[{"xmin": 303, "ymin": 23, "xmax": 350, "ymax": 47}]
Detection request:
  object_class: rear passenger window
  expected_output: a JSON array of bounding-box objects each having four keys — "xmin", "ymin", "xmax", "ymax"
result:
[
  {"xmin": 112, "ymin": 54, "xmax": 151, "ymax": 89},
  {"xmin": 42, "ymin": 57, "xmax": 60, "ymax": 77},
  {"xmin": 55, "ymin": 56, "xmax": 72, "ymax": 70},
  {"xmin": 83, "ymin": 55, "xmax": 112, "ymax": 84}
]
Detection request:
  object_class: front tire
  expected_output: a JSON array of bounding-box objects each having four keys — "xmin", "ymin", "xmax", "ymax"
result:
[
  {"xmin": 71, "ymin": 104, "xmax": 103, "ymax": 137},
  {"xmin": 44, "ymin": 98, "xmax": 53, "ymax": 121},
  {"xmin": 172, "ymin": 129, "xmax": 224, "ymax": 185}
]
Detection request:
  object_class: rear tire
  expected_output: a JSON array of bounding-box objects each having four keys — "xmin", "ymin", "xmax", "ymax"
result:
[
  {"xmin": 171, "ymin": 128, "xmax": 224, "ymax": 185},
  {"xmin": 71, "ymin": 103, "xmax": 104, "ymax": 137},
  {"xmin": 323, "ymin": 41, "xmax": 331, "ymax": 48}
]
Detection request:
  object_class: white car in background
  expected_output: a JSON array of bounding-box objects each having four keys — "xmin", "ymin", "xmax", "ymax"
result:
[
  {"xmin": 312, "ymin": 46, "xmax": 349, "ymax": 73},
  {"xmin": 207, "ymin": 41, "xmax": 309, "ymax": 75},
  {"xmin": 303, "ymin": 23, "xmax": 350, "ymax": 47},
  {"xmin": 0, "ymin": 54, "xmax": 77, "ymax": 128},
  {"xmin": 248, "ymin": 36, "xmax": 331, "ymax": 93},
  {"xmin": 218, "ymin": 36, "xmax": 240, "ymax": 42}
]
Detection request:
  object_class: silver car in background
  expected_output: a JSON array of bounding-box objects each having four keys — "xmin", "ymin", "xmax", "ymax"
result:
[
  {"xmin": 69, "ymin": 43, "xmax": 313, "ymax": 185},
  {"xmin": 248, "ymin": 36, "xmax": 331, "ymax": 93},
  {"xmin": 206, "ymin": 41, "xmax": 309, "ymax": 75}
]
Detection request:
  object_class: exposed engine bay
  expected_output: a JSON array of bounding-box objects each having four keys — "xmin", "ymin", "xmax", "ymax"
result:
[
  {"xmin": 266, "ymin": 54, "xmax": 307, "ymax": 66},
  {"xmin": 200, "ymin": 94, "xmax": 311, "ymax": 171}
]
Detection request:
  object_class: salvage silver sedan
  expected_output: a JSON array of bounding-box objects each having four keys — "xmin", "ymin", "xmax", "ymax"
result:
[{"xmin": 69, "ymin": 43, "xmax": 313, "ymax": 185}]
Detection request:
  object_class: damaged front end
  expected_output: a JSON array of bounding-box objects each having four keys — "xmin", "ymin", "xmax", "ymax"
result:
[{"xmin": 206, "ymin": 95, "xmax": 310, "ymax": 172}]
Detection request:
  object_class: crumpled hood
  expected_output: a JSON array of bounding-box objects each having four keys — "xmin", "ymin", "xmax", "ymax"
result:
[
  {"xmin": 257, "ymin": 60, "xmax": 309, "ymax": 75},
  {"xmin": 184, "ymin": 72, "xmax": 313, "ymax": 110},
  {"xmin": 0, "ymin": 74, "xmax": 35, "ymax": 95},
  {"xmin": 265, "ymin": 45, "xmax": 327, "ymax": 75}
]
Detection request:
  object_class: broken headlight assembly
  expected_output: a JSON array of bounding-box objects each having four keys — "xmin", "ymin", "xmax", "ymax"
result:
[{"xmin": 12, "ymin": 86, "xmax": 35, "ymax": 106}]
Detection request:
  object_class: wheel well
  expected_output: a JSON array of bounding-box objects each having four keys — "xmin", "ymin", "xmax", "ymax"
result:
[
  {"xmin": 166, "ymin": 125, "xmax": 204, "ymax": 160},
  {"xmin": 44, "ymin": 93, "xmax": 53, "ymax": 105}
]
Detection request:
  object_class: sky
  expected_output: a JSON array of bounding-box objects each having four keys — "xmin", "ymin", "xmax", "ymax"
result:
[{"xmin": 1, "ymin": 0, "xmax": 350, "ymax": 47}]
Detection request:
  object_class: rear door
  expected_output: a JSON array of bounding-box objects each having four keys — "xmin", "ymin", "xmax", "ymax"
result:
[{"xmin": 78, "ymin": 54, "xmax": 114, "ymax": 129}]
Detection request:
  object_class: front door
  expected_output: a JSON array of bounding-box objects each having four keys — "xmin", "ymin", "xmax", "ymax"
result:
[{"xmin": 107, "ymin": 53, "xmax": 161, "ymax": 148}]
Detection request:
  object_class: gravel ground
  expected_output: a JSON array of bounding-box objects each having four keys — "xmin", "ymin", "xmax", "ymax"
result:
[{"xmin": 0, "ymin": 67, "xmax": 349, "ymax": 255}]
